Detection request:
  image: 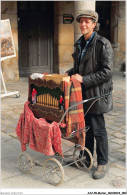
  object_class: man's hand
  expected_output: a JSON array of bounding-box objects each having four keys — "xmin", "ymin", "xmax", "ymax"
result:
[{"xmin": 71, "ymin": 74, "xmax": 83, "ymax": 83}]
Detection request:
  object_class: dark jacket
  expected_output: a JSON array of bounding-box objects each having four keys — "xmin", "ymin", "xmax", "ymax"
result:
[{"xmin": 67, "ymin": 32, "xmax": 114, "ymax": 114}]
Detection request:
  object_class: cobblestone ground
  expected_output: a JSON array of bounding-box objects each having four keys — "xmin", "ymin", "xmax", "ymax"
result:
[
  {"xmin": 1, "ymin": 73, "xmax": 126, "ymax": 189},
  {"xmin": 104, "ymin": 73, "xmax": 126, "ymax": 188}
]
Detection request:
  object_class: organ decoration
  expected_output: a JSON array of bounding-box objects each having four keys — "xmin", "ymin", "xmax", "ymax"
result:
[
  {"xmin": 59, "ymin": 95, "xmax": 64, "ymax": 111},
  {"xmin": 28, "ymin": 74, "xmax": 70, "ymax": 123},
  {"xmin": 32, "ymin": 88, "xmax": 37, "ymax": 104}
]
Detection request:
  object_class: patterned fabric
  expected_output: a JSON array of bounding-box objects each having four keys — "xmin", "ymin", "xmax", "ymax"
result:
[
  {"xmin": 64, "ymin": 78, "xmax": 85, "ymax": 147},
  {"xmin": 16, "ymin": 101, "xmax": 63, "ymax": 157}
]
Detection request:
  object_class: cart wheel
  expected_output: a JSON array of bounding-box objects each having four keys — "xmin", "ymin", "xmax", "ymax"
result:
[
  {"xmin": 73, "ymin": 146, "xmax": 93, "ymax": 171},
  {"xmin": 44, "ymin": 158, "xmax": 64, "ymax": 186},
  {"xmin": 18, "ymin": 153, "xmax": 34, "ymax": 173}
]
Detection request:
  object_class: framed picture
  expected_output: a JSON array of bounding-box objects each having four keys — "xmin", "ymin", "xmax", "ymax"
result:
[{"xmin": 1, "ymin": 19, "xmax": 16, "ymax": 61}]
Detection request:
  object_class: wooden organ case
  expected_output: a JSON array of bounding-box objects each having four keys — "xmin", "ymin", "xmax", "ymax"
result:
[{"xmin": 28, "ymin": 74, "xmax": 70, "ymax": 123}]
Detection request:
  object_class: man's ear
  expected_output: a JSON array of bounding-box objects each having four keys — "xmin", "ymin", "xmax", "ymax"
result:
[{"xmin": 93, "ymin": 22, "xmax": 96, "ymax": 29}]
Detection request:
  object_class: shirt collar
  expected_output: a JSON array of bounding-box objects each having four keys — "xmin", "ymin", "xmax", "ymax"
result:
[
  {"xmin": 85, "ymin": 31, "xmax": 96, "ymax": 44},
  {"xmin": 74, "ymin": 31, "xmax": 96, "ymax": 48}
]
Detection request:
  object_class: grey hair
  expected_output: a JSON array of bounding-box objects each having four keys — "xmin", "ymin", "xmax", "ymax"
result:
[
  {"xmin": 92, "ymin": 19, "xmax": 100, "ymax": 32},
  {"xmin": 94, "ymin": 23, "xmax": 100, "ymax": 32}
]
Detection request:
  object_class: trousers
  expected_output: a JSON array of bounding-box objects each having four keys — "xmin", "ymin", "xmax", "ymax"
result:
[{"xmin": 85, "ymin": 114, "xmax": 108, "ymax": 165}]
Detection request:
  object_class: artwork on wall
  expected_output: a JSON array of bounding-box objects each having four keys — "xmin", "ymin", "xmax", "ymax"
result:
[
  {"xmin": 1, "ymin": 19, "xmax": 16, "ymax": 61},
  {"xmin": 0, "ymin": 19, "xmax": 19, "ymax": 98}
]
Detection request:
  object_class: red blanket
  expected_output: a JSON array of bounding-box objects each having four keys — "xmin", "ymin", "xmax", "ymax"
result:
[
  {"xmin": 16, "ymin": 101, "xmax": 63, "ymax": 157},
  {"xmin": 64, "ymin": 78, "xmax": 85, "ymax": 147}
]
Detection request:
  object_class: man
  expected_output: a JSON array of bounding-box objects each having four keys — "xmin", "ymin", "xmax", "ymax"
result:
[{"xmin": 65, "ymin": 10, "xmax": 113, "ymax": 179}]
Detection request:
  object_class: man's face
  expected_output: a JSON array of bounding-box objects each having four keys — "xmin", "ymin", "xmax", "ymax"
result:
[{"xmin": 79, "ymin": 17, "xmax": 96, "ymax": 37}]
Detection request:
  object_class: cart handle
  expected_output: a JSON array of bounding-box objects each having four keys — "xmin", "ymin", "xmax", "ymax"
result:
[
  {"xmin": 59, "ymin": 93, "xmax": 110, "ymax": 125},
  {"xmin": 62, "ymin": 126, "xmax": 90, "ymax": 140}
]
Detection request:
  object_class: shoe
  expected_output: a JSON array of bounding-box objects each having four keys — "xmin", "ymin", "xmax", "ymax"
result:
[{"xmin": 93, "ymin": 164, "xmax": 108, "ymax": 179}]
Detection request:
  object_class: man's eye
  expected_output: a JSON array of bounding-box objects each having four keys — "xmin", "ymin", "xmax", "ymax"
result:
[{"xmin": 79, "ymin": 20, "xmax": 89, "ymax": 24}]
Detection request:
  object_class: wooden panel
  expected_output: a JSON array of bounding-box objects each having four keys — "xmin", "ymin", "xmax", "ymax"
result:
[
  {"xmin": 18, "ymin": 2, "xmax": 54, "ymax": 76},
  {"xmin": 28, "ymin": 104, "xmax": 64, "ymax": 123},
  {"xmin": 18, "ymin": 13, "xmax": 29, "ymax": 68},
  {"xmin": 43, "ymin": 74, "xmax": 70, "ymax": 84}
]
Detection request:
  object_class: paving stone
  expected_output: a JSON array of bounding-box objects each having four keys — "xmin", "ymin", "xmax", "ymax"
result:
[
  {"xmin": 2, "ymin": 127, "xmax": 15, "ymax": 134},
  {"xmin": 7, "ymin": 132, "xmax": 17, "ymax": 138},
  {"xmin": 10, "ymin": 114, "xmax": 20, "ymax": 119},
  {"xmin": 121, "ymin": 130, "xmax": 126, "ymax": 135},
  {"xmin": 105, "ymin": 116, "xmax": 116, "ymax": 121},
  {"xmin": 110, "ymin": 138, "xmax": 125, "ymax": 145},
  {"xmin": 119, "ymin": 114, "xmax": 126, "ymax": 118},
  {"xmin": 117, "ymin": 148, "xmax": 126, "ymax": 153},
  {"xmin": 113, "ymin": 118, "xmax": 125, "ymax": 123},
  {"xmin": 108, "ymin": 128, "xmax": 116, "ymax": 132},
  {"xmin": 106, "ymin": 119, "xmax": 116, "ymax": 124},
  {"xmin": 115, "ymin": 104, "xmax": 124, "ymax": 108},
  {"xmin": 108, "ymin": 135, "xmax": 115, "ymax": 140},
  {"xmin": 1, "ymin": 132, "xmax": 13, "ymax": 143},
  {"xmin": 108, "ymin": 142, "xmax": 123, "ymax": 151},
  {"xmin": 1, "ymin": 120, "xmax": 13, "ymax": 126},
  {"xmin": 106, "ymin": 125, "xmax": 114, "ymax": 130},
  {"xmin": 112, "ymin": 122, "xmax": 125, "ymax": 126},
  {"xmin": 114, "ymin": 132, "xmax": 125, "ymax": 139},
  {"xmin": 112, "ymin": 179, "xmax": 126, "ymax": 188},
  {"xmin": 1, "ymin": 124, "xmax": 8, "ymax": 131},
  {"xmin": 1, "ymin": 115, "xmax": 6, "ymax": 120},
  {"xmin": 108, "ymin": 131, "xmax": 117, "ymax": 136},
  {"xmin": 3, "ymin": 110, "xmax": 15, "ymax": 115},
  {"xmin": 108, "ymin": 156, "xmax": 117, "ymax": 164},
  {"xmin": 107, "ymin": 112, "xmax": 121, "ymax": 116},
  {"xmin": 120, "ymin": 125, "xmax": 126, "ymax": 129},
  {"xmin": 108, "ymin": 112, "xmax": 121, "ymax": 116},
  {"xmin": 8, "ymin": 118, "xmax": 19, "ymax": 123},
  {"xmin": 110, "ymin": 151, "xmax": 125, "ymax": 161},
  {"xmin": 109, "ymin": 167, "xmax": 126, "ymax": 177},
  {"xmin": 115, "ymin": 99, "xmax": 125, "ymax": 102},
  {"xmin": 112, "ymin": 160, "xmax": 126, "ymax": 170},
  {"xmin": 109, "ymin": 126, "xmax": 123, "ymax": 131},
  {"xmin": 5, "ymin": 122, "xmax": 17, "ymax": 129}
]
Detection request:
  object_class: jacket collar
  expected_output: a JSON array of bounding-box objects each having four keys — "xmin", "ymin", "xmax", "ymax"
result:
[
  {"xmin": 74, "ymin": 32, "xmax": 98, "ymax": 64},
  {"xmin": 74, "ymin": 31, "xmax": 98, "ymax": 48}
]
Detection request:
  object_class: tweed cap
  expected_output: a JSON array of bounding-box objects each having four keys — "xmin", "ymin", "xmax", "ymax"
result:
[{"xmin": 76, "ymin": 10, "xmax": 98, "ymax": 23}]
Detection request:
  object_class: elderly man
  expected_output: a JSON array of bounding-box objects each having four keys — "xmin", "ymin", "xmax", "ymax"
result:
[{"xmin": 66, "ymin": 10, "xmax": 113, "ymax": 179}]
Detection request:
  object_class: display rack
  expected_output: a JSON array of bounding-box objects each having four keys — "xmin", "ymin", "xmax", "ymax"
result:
[
  {"xmin": 1, "ymin": 19, "xmax": 20, "ymax": 98},
  {"xmin": 1, "ymin": 69, "xmax": 20, "ymax": 98}
]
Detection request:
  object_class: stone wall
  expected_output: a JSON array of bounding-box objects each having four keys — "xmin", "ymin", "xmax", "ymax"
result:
[
  {"xmin": 54, "ymin": 1, "xmax": 95, "ymax": 75},
  {"xmin": 54, "ymin": 1, "xmax": 74, "ymax": 74},
  {"xmin": 1, "ymin": 1, "xmax": 126, "ymax": 82},
  {"xmin": 111, "ymin": 1, "xmax": 126, "ymax": 71},
  {"xmin": 1, "ymin": 1, "xmax": 19, "ymax": 82}
]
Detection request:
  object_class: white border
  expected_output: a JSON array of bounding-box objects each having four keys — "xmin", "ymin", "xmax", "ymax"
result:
[{"xmin": 0, "ymin": 1, "xmax": 126, "ymax": 195}]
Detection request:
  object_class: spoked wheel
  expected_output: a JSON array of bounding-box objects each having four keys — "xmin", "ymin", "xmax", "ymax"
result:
[
  {"xmin": 18, "ymin": 152, "xmax": 34, "ymax": 173},
  {"xmin": 44, "ymin": 158, "xmax": 64, "ymax": 186},
  {"xmin": 73, "ymin": 146, "xmax": 93, "ymax": 171}
]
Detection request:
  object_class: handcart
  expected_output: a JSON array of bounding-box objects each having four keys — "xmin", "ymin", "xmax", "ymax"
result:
[{"xmin": 18, "ymin": 93, "xmax": 109, "ymax": 186}]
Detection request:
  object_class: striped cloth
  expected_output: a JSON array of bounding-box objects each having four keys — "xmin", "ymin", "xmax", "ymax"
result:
[{"xmin": 64, "ymin": 77, "xmax": 85, "ymax": 147}]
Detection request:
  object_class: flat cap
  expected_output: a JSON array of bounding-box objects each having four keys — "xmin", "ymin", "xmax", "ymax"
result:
[{"xmin": 76, "ymin": 10, "xmax": 98, "ymax": 23}]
